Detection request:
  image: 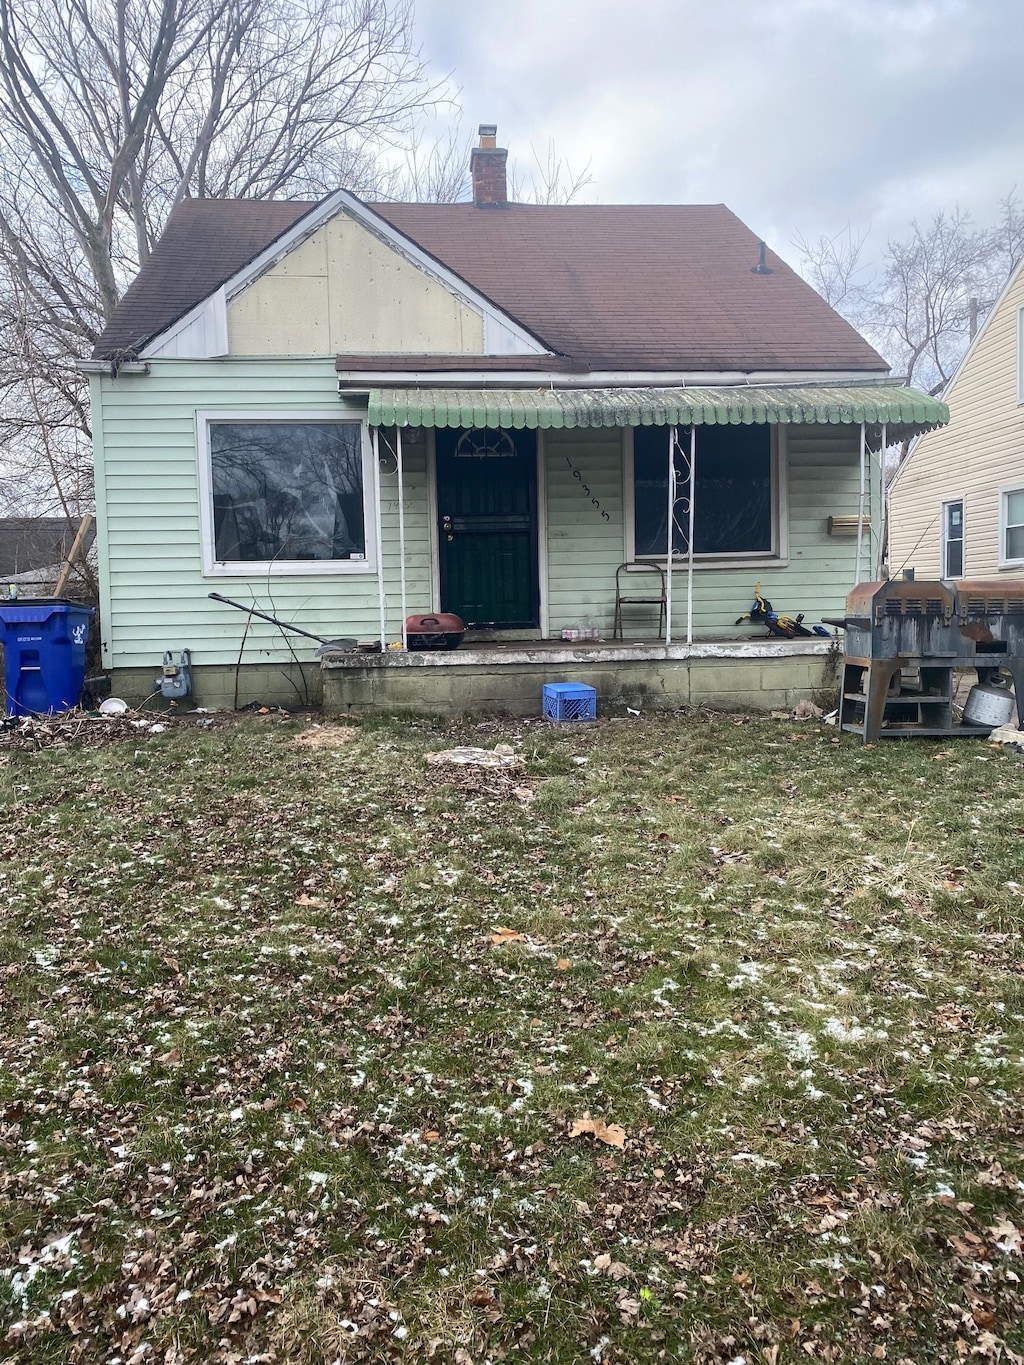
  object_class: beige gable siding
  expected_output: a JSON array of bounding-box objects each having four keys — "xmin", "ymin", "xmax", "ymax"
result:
[
  {"xmin": 227, "ymin": 212, "xmax": 485, "ymax": 356},
  {"xmin": 888, "ymin": 265, "xmax": 1024, "ymax": 580}
]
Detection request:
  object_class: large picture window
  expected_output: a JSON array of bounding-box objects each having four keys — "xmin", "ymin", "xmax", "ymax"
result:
[
  {"xmin": 632, "ymin": 425, "xmax": 775, "ymax": 558},
  {"xmin": 199, "ymin": 415, "xmax": 372, "ymax": 574}
]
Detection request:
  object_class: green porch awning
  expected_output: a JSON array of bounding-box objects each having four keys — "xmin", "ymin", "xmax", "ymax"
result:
[{"xmin": 367, "ymin": 384, "xmax": 948, "ymax": 436}]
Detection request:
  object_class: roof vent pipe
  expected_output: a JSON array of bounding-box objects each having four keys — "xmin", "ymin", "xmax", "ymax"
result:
[{"xmin": 751, "ymin": 241, "xmax": 773, "ymax": 275}]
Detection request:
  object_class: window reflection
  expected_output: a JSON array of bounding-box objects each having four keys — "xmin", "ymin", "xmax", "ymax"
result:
[
  {"xmin": 634, "ymin": 426, "xmax": 773, "ymax": 556},
  {"xmin": 210, "ymin": 422, "xmax": 365, "ymax": 562}
]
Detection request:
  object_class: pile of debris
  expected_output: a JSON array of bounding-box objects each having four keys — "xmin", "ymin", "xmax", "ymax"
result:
[{"xmin": 0, "ymin": 706, "xmax": 230, "ymax": 753}]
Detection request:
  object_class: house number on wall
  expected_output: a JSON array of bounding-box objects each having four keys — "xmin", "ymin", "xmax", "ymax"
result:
[{"xmin": 564, "ymin": 455, "xmax": 611, "ymax": 520}]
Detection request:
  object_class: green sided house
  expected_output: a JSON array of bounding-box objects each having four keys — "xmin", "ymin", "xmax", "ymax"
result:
[{"xmin": 82, "ymin": 127, "xmax": 948, "ymax": 714}]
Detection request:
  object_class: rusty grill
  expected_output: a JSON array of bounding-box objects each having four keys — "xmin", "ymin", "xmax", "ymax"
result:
[{"xmin": 827, "ymin": 578, "xmax": 1024, "ymax": 742}]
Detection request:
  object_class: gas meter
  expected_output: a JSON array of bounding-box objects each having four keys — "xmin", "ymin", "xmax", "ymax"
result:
[{"xmin": 155, "ymin": 649, "xmax": 192, "ymax": 701}]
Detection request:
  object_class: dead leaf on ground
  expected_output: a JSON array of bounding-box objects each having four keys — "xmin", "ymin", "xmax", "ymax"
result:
[
  {"xmin": 490, "ymin": 926, "xmax": 528, "ymax": 944},
  {"xmin": 555, "ymin": 958, "xmax": 571, "ymax": 971},
  {"xmin": 569, "ymin": 1115, "xmax": 627, "ymax": 1148},
  {"xmin": 593, "ymin": 1252, "xmax": 632, "ymax": 1280},
  {"xmin": 295, "ymin": 725, "xmax": 356, "ymax": 748},
  {"xmin": 988, "ymin": 1218, "xmax": 1022, "ymax": 1255}
]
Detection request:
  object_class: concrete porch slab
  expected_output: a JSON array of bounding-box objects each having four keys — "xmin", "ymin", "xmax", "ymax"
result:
[{"xmin": 320, "ymin": 637, "xmax": 838, "ymax": 716}]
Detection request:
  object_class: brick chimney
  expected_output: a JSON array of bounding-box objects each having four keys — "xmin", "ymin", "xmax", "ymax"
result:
[{"xmin": 470, "ymin": 123, "xmax": 508, "ymax": 207}]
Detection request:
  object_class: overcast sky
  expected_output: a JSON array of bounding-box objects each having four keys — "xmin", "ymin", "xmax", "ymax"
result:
[{"xmin": 413, "ymin": 0, "xmax": 1023, "ymax": 271}]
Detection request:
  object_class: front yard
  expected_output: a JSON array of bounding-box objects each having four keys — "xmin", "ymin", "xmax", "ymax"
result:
[{"xmin": 2, "ymin": 711, "xmax": 1023, "ymax": 1364}]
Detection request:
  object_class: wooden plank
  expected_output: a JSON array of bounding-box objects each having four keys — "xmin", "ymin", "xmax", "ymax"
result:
[{"xmin": 53, "ymin": 513, "xmax": 95, "ymax": 596}]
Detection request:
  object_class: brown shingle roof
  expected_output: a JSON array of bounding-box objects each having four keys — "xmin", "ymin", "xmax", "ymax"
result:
[
  {"xmin": 373, "ymin": 203, "xmax": 886, "ymax": 373},
  {"xmin": 94, "ymin": 197, "xmax": 887, "ymax": 373},
  {"xmin": 93, "ymin": 198, "xmax": 315, "ymax": 358}
]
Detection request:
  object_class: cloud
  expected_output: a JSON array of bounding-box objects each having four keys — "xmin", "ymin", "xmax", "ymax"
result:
[{"xmin": 413, "ymin": 0, "xmax": 1024, "ymax": 265}]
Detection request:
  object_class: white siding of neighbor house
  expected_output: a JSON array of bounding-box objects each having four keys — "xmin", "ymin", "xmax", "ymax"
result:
[
  {"xmin": 227, "ymin": 212, "xmax": 486, "ymax": 356},
  {"xmin": 888, "ymin": 262, "xmax": 1024, "ymax": 580},
  {"xmin": 93, "ymin": 356, "xmax": 869, "ymax": 672}
]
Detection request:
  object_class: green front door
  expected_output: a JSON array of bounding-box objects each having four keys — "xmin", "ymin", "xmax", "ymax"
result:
[{"xmin": 435, "ymin": 428, "xmax": 539, "ymax": 629}]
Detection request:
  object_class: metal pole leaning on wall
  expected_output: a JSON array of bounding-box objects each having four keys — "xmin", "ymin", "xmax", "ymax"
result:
[
  {"xmin": 686, "ymin": 425, "xmax": 696, "ymax": 645},
  {"xmin": 876, "ymin": 421, "xmax": 887, "ymax": 578},
  {"xmin": 665, "ymin": 425, "xmax": 676, "ymax": 647},
  {"xmin": 396, "ymin": 426, "xmax": 409, "ymax": 650},
  {"xmin": 855, "ymin": 420, "xmax": 867, "ymax": 586},
  {"xmin": 371, "ymin": 427, "xmax": 388, "ymax": 650}
]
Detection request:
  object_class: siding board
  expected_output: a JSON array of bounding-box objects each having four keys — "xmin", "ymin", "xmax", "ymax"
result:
[
  {"xmin": 96, "ymin": 358, "xmax": 431, "ymax": 668},
  {"xmin": 889, "ymin": 264, "xmax": 1024, "ymax": 579},
  {"xmin": 97, "ymin": 359, "xmax": 866, "ymax": 669}
]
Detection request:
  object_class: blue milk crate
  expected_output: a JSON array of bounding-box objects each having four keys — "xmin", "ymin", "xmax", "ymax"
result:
[{"xmin": 543, "ymin": 681, "xmax": 597, "ymax": 722}]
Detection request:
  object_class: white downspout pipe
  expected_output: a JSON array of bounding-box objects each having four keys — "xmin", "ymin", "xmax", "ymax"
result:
[
  {"xmin": 665, "ymin": 425, "xmax": 675, "ymax": 647},
  {"xmin": 371, "ymin": 428, "xmax": 387, "ymax": 650},
  {"xmin": 686, "ymin": 425, "xmax": 696, "ymax": 645},
  {"xmin": 396, "ymin": 426, "xmax": 409, "ymax": 650},
  {"xmin": 855, "ymin": 419, "xmax": 867, "ymax": 586}
]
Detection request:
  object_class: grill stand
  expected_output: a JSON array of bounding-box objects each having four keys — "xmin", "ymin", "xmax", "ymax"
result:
[
  {"xmin": 839, "ymin": 657, "xmax": 1024, "ymax": 743},
  {"xmin": 831, "ymin": 579, "xmax": 1024, "ymax": 743}
]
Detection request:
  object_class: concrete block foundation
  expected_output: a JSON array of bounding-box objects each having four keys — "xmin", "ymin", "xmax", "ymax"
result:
[
  {"xmin": 106, "ymin": 640, "xmax": 837, "ymax": 716},
  {"xmin": 320, "ymin": 640, "xmax": 837, "ymax": 717},
  {"xmin": 105, "ymin": 662, "xmax": 322, "ymax": 711}
]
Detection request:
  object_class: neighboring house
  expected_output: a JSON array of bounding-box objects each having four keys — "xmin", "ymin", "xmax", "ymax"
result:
[
  {"xmin": 81, "ymin": 127, "xmax": 947, "ymax": 713},
  {"xmin": 0, "ymin": 517, "xmax": 94, "ymax": 587},
  {"xmin": 889, "ymin": 258, "xmax": 1024, "ymax": 582}
]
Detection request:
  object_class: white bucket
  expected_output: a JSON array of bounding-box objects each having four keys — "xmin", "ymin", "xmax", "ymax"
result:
[{"xmin": 963, "ymin": 679, "xmax": 1015, "ymax": 729}]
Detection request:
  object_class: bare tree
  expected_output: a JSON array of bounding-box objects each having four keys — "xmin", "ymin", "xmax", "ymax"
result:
[
  {"xmin": 873, "ymin": 210, "xmax": 995, "ymax": 394},
  {"xmin": 386, "ymin": 119, "xmax": 594, "ymax": 206},
  {"xmin": 797, "ymin": 202, "xmax": 1024, "ymax": 400},
  {"xmin": 389, "ymin": 123, "xmax": 471, "ymax": 203},
  {"xmin": 991, "ymin": 189, "xmax": 1024, "ymax": 279},
  {"xmin": 0, "ymin": 0, "xmax": 441, "ymax": 517},
  {"xmin": 791, "ymin": 225, "xmax": 870, "ymax": 313},
  {"xmin": 507, "ymin": 138, "xmax": 593, "ymax": 206}
]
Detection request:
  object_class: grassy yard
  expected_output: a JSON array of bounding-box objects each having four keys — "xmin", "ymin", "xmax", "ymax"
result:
[{"xmin": 2, "ymin": 710, "xmax": 1024, "ymax": 1364}]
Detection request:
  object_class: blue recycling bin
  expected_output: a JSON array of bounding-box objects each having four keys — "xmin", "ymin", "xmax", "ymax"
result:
[{"xmin": 0, "ymin": 598, "xmax": 95, "ymax": 716}]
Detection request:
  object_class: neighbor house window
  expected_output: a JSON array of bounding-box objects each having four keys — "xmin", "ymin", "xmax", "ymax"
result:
[
  {"xmin": 1001, "ymin": 485, "xmax": 1024, "ymax": 567},
  {"xmin": 942, "ymin": 500, "xmax": 964, "ymax": 577},
  {"xmin": 198, "ymin": 413, "xmax": 373, "ymax": 575},
  {"xmin": 632, "ymin": 424, "xmax": 775, "ymax": 558}
]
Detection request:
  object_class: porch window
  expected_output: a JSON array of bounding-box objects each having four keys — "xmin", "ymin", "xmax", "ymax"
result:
[
  {"xmin": 1001, "ymin": 485, "xmax": 1024, "ymax": 567},
  {"xmin": 198, "ymin": 413, "xmax": 374, "ymax": 575},
  {"xmin": 632, "ymin": 424, "xmax": 774, "ymax": 558}
]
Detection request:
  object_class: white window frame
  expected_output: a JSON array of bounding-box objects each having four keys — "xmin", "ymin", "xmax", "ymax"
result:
[
  {"xmin": 622, "ymin": 425, "xmax": 788, "ymax": 568},
  {"xmin": 941, "ymin": 498, "xmax": 964, "ymax": 579},
  {"xmin": 999, "ymin": 481, "xmax": 1024, "ymax": 570},
  {"xmin": 196, "ymin": 408, "xmax": 377, "ymax": 577}
]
